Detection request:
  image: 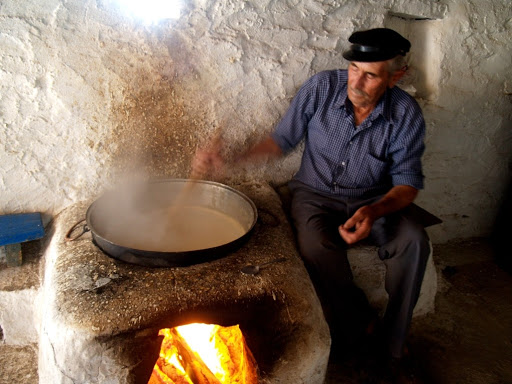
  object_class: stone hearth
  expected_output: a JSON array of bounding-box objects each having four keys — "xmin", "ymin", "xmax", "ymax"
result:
[{"xmin": 38, "ymin": 182, "xmax": 331, "ymax": 384}]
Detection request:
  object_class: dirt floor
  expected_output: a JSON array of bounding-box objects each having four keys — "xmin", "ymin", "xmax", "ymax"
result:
[
  {"xmin": 1, "ymin": 237, "xmax": 511, "ymax": 384},
  {"xmin": 326, "ymin": 238, "xmax": 512, "ymax": 384}
]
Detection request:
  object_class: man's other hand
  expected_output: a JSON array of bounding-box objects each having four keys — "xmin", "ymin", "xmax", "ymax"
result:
[{"xmin": 338, "ymin": 205, "xmax": 377, "ymax": 244}]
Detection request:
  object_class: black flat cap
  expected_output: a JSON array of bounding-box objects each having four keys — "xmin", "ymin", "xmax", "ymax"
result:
[{"xmin": 342, "ymin": 28, "xmax": 411, "ymax": 62}]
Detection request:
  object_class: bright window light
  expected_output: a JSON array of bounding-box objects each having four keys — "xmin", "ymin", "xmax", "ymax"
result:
[{"xmin": 116, "ymin": 0, "xmax": 182, "ymax": 24}]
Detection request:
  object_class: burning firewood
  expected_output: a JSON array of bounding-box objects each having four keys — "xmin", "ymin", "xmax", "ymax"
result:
[
  {"xmin": 214, "ymin": 325, "xmax": 258, "ymax": 384},
  {"xmin": 147, "ymin": 324, "xmax": 258, "ymax": 384},
  {"xmin": 171, "ymin": 328, "xmax": 221, "ymax": 384}
]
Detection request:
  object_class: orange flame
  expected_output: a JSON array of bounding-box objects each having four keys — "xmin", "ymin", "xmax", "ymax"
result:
[{"xmin": 148, "ymin": 323, "xmax": 258, "ymax": 384}]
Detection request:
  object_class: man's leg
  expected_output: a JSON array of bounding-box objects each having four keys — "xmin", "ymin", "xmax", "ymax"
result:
[
  {"xmin": 369, "ymin": 210, "xmax": 431, "ymax": 359},
  {"xmin": 290, "ymin": 186, "xmax": 374, "ymax": 349}
]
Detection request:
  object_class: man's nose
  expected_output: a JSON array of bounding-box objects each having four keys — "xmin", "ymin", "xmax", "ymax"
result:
[{"xmin": 353, "ymin": 73, "xmax": 365, "ymax": 88}]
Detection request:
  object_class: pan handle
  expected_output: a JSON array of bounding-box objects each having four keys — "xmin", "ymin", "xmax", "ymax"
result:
[{"xmin": 65, "ymin": 219, "xmax": 90, "ymax": 241}]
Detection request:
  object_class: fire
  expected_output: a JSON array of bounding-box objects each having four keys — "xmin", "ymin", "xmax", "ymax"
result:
[{"xmin": 148, "ymin": 323, "xmax": 258, "ymax": 384}]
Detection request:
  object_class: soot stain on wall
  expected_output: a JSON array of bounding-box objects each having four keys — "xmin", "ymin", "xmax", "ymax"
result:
[{"xmin": 107, "ymin": 35, "xmax": 213, "ymax": 180}]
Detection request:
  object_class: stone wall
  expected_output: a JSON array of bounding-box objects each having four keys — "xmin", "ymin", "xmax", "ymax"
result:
[{"xmin": 1, "ymin": 0, "xmax": 511, "ymax": 243}]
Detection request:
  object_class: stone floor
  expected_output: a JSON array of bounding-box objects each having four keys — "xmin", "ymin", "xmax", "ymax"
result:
[{"xmin": 1, "ymin": 237, "xmax": 512, "ymax": 384}]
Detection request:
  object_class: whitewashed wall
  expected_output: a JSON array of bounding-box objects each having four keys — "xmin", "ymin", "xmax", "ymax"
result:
[{"xmin": 0, "ymin": 0, "xmax": 511, "ymax": 243}]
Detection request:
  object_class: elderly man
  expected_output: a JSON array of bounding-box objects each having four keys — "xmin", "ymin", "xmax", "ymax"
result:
[{"xmin": 194, "ymin": 28, "xmax": 429, "ymax": 381}]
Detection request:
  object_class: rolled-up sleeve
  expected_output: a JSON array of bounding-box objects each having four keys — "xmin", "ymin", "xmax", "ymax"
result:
[{"xmin": 388, "ymin": 103, "xmax": 425, "ymax": 190}]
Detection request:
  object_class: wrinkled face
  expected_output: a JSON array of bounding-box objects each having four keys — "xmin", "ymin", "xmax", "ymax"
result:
[{"xmin": 347, "ymin": 60, "xmax": 400, "ymax": 109}]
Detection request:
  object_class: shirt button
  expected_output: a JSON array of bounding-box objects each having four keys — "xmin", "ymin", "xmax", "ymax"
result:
[
  {"xmin": 341, "ymin": 161, "xmax": 346, "ymax": 166},
  {"xmin": 349, "ymin": 141, "xmax": 353, "ymax": 145}
]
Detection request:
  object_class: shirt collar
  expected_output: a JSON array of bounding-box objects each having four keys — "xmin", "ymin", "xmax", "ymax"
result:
[{"xmin": 335, "ymin": 86, "xmax": 393, "ymax": 123}]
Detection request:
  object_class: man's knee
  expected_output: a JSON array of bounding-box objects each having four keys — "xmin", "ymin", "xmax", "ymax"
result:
[
  {"xmin": 297, "ymin": 230, "xmax": 341, "ymax": 264},
  {"xmin": 292, "ymin": 211, "xmax": 343, "ymax": 257},
  {"xmin": 405, "ymin": 225, "xmax": 430, "ymax": 259},
  {"xmin": 379, "ymin": 222, "xmax": 430, "ymax": 262}
]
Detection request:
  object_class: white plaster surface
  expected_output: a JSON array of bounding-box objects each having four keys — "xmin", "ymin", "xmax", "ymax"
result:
[
  {"xmin": 1, "ymin": 0, "xmax": 511, "ymax": 242},
  {"xmin": 0, "ymin": 288, "xmax": 41, "ymax": 345}
]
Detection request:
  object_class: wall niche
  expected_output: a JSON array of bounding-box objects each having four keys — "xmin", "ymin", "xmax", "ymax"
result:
[{"xmin": 385, "ymin": 6, "xmax": 446, "ymax": 101}]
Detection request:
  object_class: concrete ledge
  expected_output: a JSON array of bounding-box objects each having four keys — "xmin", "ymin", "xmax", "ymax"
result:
[
  {"xmin": 348, "ymin": 243, "xmax": 437, "ymax": 317},
  {"xmin": 0, "ymin": 289, "xmax": 41, "ymax": 345},
  {"xmin": 0, "ymin": 240, "xmax": 44, "ymax": 346}
]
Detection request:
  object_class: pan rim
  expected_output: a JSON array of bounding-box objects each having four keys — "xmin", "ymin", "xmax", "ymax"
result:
[{"xmin": 85, "ymin": 178, "xmax": 258, "ymax": 256}]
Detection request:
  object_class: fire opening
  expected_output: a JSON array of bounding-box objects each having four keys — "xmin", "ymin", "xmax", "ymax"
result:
[{"xmin": 148, "ymin": 323, "xmax": 258, "ymax": 384}]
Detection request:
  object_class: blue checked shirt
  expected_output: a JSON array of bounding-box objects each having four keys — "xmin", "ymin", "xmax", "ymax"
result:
[{"xmin": 271, "ymin": 69, "xmax": 425, "ymax": 198}]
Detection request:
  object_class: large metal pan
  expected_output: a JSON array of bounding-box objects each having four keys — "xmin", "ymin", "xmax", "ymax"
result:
[{"xmin": 67, "ymin": 179, "xmax": 258, "ymax": 267}]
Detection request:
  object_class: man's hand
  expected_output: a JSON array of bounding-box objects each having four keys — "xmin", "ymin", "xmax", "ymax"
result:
[
  {"xmin": 338, "ymin": 185, "xmax": 419, "ymax": 245},
  {"xmin": 191, "ymin": 148, "xmax": 224, "ymax": 178},
  {"xmin": 191, "ymin": 138, "xmax": 224, "ymax": 178},
  {"xmin": 191, "ymin": 134, "xmax": 282, "ymax": 179},
  {"xmin": 338, "ymin": 205, "xmax": 377, "ymax": 244},
  {"xmin": 190, "ymin": 134, "xmax": 226, "ymax": 179}
]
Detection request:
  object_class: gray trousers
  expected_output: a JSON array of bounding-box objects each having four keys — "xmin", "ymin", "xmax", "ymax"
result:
[{"xmin": 289, "ymin": 182, "xmax": 430, "ymax": 358}]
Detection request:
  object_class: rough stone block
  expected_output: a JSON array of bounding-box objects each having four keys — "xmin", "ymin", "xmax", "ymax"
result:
[
  {"xmin": 348, "ymin": 243, "xmax": 437, "ymax": 317},
  {"xmin": 0, "ymin": 238, "xmax": 44, "ymax": 346},
  {"xmin": 0, "ymin": 289, "xmax": 41, "ymax": 345}
]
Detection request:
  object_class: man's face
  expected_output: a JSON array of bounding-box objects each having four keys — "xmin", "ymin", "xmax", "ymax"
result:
[{"xmin": 347, "ymin": 60, "xmax": 400, "ymax": 109}]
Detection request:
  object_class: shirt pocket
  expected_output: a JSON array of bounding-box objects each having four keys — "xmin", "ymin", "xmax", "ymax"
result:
[
  {"xmin": 351, "ymin": 153, "xmax": 389, "ymax": 187},
  {"xmin": 307, "ymin": 125, "xmax": 330, "ymax": 152}
]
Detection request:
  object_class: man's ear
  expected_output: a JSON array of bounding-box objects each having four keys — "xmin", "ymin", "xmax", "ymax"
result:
[{"xmin": 388, "ymin": 65, "xmax": 407, "ymax": 88}]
